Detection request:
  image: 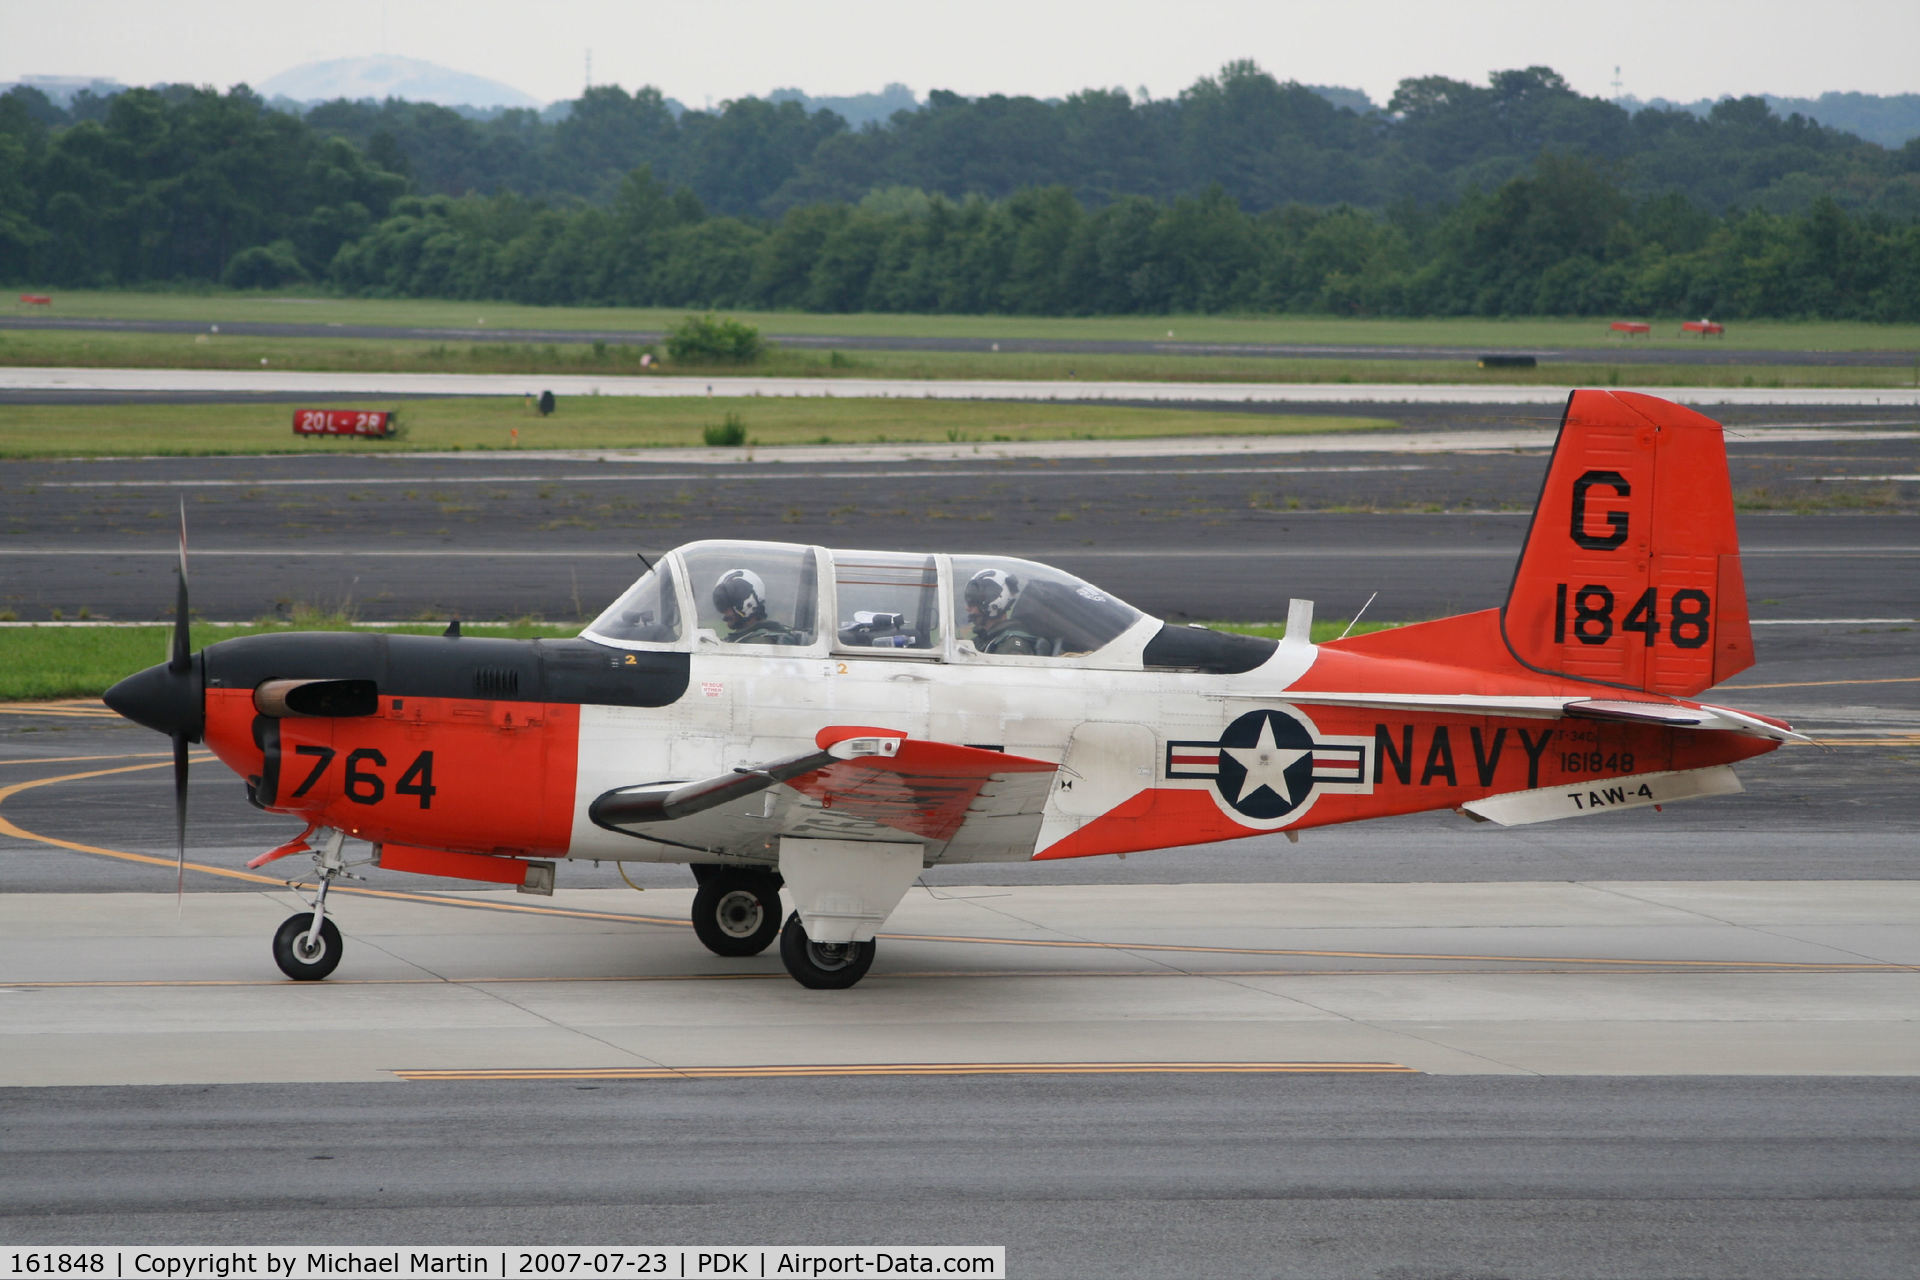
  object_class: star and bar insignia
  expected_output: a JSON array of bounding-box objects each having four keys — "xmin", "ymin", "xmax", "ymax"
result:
[{"xmin": 1166, "ymin": 707, "xmax": 1372, "ymax": 823}]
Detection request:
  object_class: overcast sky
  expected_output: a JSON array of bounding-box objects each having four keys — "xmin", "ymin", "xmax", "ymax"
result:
[{"xmin": 5, "ymin": 0, "xmax": 1916, "ymax": 108}]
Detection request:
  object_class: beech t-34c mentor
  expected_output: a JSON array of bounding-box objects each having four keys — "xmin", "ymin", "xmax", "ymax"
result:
[{"xmin": 106, "ymin": 390, "xmax": 1806, "ymax": 988}]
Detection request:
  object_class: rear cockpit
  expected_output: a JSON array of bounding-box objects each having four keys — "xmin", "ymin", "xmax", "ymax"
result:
[{"xmin": 584, "ymin": 539, "xmax": 1264, "ymax": 671}]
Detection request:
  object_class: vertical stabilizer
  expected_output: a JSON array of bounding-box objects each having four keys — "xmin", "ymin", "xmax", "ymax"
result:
[{"xmin": 1500, "ymin": 391, "xmax": 1753, "ymax": 696}]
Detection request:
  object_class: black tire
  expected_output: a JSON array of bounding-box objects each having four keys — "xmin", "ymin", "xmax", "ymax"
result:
[
  {"xmin": 272, "ymin": 913, "xmax": 342, "ymax": 981},
  {"xmin": 691, "ymin": 876, "xmax": 782, "ymax": 957},
  {"xmin": 778, "ymin": 911, "xmax": 874, "ymax": 989}
]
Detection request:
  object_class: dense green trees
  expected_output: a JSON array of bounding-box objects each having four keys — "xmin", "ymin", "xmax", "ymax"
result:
[
  {"xmin": 4, "ymin": 83, "xmax": 404, "ymax": 287},
  {"xmin": 3, "ymin": 66, "xmax": 1917, "ymax": 320},
  {"xmin": 306, "ymin": 162, "xmax": 1920, "ymax": 321}
]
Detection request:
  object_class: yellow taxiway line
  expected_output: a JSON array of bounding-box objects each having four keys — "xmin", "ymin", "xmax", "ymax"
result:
[{"xmin": 1718, "ymin": 675, "xmax": 1920, "ymax": 690}]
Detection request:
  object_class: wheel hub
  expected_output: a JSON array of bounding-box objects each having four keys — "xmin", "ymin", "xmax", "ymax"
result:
[{"xmin": 716, "ymin": 888, "xmax": 764, "ymax": 938}]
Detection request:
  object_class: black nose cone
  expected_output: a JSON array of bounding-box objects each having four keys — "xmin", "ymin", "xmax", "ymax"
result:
[{"xmin": 104, "ymin": 659, "xmax": 204, "ymax": 742}]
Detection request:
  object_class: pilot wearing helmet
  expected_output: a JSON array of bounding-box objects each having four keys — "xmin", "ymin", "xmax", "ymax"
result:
[
  {"xmin": 964, "ymin": 568, "xmax": 1045, "ymax": 655},
  {"xmin": 713, "ymin": 568, "xmax": 800, "ymax": 644}
]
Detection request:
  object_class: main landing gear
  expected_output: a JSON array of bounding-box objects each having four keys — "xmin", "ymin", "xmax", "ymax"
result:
[
  {"xmin": 778, "ymin": 911, "xmax": 874, "ymax": 989},
  {"xmin": 689, "ymin": 864, "xmax": 783, "ymax": 957},
  {"xmin": 271, "ymin": 827, "xmax": 359, "ymax": 981},
  {"xmin": 687, "ymin": 863, "xmax": 878, "ymax": 986}
]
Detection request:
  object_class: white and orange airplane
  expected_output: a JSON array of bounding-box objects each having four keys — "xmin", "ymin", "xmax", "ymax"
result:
[{"xmin": 107, "ymin": 390, "xmax": 1804, "ymax": 988}]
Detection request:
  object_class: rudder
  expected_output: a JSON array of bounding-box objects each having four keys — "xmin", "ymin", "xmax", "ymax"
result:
[{"xmin": 1500, "ymin": 390, "xmax": 1753, "ymax": 696}]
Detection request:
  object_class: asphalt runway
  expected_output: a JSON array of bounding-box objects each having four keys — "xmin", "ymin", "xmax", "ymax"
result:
[
  {"xmin": 2, "ymin": 405, "xmax": 1916, "ymax": 622},
  {"xmin": 5, "ymin": 312, "xmax": 1916, "ymax": 366},
  {"xmin": 3, "ymin": 393, "xmax": 1916, "ymax": 1274},
  {"xmin": 4, "ymin": 1077, "xmax": 1914, "ymax": 1279}
]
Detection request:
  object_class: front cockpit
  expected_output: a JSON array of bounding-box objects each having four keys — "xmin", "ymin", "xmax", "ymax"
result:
[{"xmin": 585, "ymin": 539, "xmax": 1195, "ymax": 669}]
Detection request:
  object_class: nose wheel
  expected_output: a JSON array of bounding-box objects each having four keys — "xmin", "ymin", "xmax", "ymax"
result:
[
  {"xmin": 272, "ymin": 913, "xmax": 342, "ymax": 980},
  {"xmin": 271, "ymin": 827, "xmax": 356, "ymax": 981}
]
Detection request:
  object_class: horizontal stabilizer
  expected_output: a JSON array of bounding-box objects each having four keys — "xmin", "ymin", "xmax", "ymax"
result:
[
  {"xmin": 1243, "ymin": 692, "xmax": 1805, "ymax": 741},
  {"xmin": 1462, "ymin": 765, "xmax": 1742, "ymax": 826}
]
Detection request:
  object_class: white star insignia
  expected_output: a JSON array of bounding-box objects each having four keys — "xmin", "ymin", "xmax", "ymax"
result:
[{"xmin": 1222, "ymin": 716, "xmax": 1310, "ymax": 806}]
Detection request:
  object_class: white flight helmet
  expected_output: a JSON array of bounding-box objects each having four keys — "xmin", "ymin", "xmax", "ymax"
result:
[
  {"xmin": 964, "ymin": 568, "xmax": 1019, "ymax": 620},
  {"xmin": 712, "ymin": 568, "xmax": 768, "ymax": 620}
]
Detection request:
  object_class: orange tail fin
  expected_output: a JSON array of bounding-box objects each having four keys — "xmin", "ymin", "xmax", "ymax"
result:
[{"xmin": 1499, "ymin": 390, "xmax": 1753, "ymax": 696}]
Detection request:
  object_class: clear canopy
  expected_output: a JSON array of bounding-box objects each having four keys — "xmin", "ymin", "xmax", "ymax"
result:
[
  {"xmin": 585, "ymin": 558, "xmax": 682, "ymax": 644},
  {"xmin": 585, "ymin": 541, "xmax": 1146, "ymax": 660},
  {"xmin": 950, "ymin": 554, "xmax": 1142, "ymax": 657}
]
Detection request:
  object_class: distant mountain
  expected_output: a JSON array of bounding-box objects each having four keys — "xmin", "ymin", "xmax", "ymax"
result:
[
  {"xmin": 769, "ymin": 82, "xmax": 919, "ymax": 129},
  {"xmin": 1305, "ymin": 85, "xmax": 1379, "ymax": 115},
  {"xmin": 1617, "ymin": 91, "xmax": 1920, "ymax": 147},
  {"xmin": 6, "ymin": 75, "xmax": 127, "ymax": 106},
  {"xmin": 261, "ymin": 56, "xmax": 540, "ymax": 109},
  {"xmin": 759, "ymin": 81, "xmax": 1378, "ymax": 128}
]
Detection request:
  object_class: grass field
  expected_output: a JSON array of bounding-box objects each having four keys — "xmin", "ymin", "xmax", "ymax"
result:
[
  {"xmin": 0, "ymin": 618, "xmax": 1397, "ymax": 701},
  {"xmin": 0, "ymin": 396, "xmax": 1394, "ymax": 458},
  {"xmin": 12, "ymin": 288, "xmax": 1920, "ymax": 352},
  {"xmin": 4, "ymin": 326, "xmax": 1915, "ymax": 390}
]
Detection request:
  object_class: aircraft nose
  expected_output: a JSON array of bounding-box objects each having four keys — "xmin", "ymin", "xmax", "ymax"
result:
[{"xmin": 104, "ymin": 658, "xmax": 205, "ymax": 742}]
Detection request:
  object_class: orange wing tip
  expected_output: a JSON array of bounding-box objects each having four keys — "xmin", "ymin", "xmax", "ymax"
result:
[{"xmin": 815, "ymin": 725, "xmax": 907, "ymax": 751}]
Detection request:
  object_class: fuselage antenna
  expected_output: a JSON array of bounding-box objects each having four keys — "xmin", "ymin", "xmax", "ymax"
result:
[{"xmin": 1338, "ymin": 590, "xmax": 1379, "ymax": 640}]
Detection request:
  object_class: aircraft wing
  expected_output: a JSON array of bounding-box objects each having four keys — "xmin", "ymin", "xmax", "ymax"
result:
[{"xmin": 589, "ymin": 727, "xmax": 1060, "ymax": 861}]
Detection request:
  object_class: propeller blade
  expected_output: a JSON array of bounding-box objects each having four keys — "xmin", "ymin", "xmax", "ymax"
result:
[
  {"xmin": 169, "ymin": 500, "xmax": 191, "ymax": 674},
  {"xmin": 172, "ymin": 731, "xmax": 189, "ymax": 907}
]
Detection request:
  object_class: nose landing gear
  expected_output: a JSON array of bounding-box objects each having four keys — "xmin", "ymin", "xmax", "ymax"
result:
[{"xmin": 271, "ymin": 827, "xmax": 359, "ymax": 981}]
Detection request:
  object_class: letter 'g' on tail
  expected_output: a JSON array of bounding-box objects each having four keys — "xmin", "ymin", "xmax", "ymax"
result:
[{"xmin": 1500, "ymin": 390, "xmax": 1754, "ymax": 696}]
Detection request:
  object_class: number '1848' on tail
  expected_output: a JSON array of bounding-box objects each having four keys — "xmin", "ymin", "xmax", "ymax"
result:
[{"xmin": 1499, "ymin": 389, "xmax": 1754, "ymax": 697}]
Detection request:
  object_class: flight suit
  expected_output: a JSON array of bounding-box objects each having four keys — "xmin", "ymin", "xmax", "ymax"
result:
[
  {"xmin": 977, "ymin": 622, "xmax": 1044, "ymax": 655},
  {"xmin": 725, "ymin": 616, "xmax": 803, "ymax": 645}
]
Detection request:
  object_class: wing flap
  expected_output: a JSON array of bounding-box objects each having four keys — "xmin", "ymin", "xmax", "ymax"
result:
[{"xmin": 590, "ymin": 727, "xmax": 1058, "ymax": 856}]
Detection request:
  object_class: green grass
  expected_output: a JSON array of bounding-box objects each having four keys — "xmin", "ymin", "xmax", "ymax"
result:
[
  {"xmin": 0, "ymin": 620, "xmax": 580, "ymax": 701},
  {"xmin": 0, "ymin": 396, "xmax": 1394, "ymax": 458},
  {"xmin": 3, "ymin": 326, "xmax": 1912, "ymax": 390},
  {"xmin": 0, "ymin": 618, "xmax": 1403, "ymax": 701},
  {"xmin": 14, "ymin": 288, "xmax": 1920, "ymax": 351}
]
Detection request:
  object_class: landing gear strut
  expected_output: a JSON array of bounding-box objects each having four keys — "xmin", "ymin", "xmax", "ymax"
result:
[
  {"xmin": 689, "ymin": 866, "xmax": 783, "ymax": 957},
  {"xmin": 272, "ymin": 827, "xmax": 352, "ymax": 980}
]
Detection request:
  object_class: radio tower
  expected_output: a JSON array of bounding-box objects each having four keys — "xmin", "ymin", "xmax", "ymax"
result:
[{"xmin": 1611, "ymin": 65, "xmax": 1623, "ymax": 101}]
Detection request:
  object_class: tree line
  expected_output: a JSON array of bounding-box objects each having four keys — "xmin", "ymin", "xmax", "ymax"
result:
[
  {"xmin": 325, "ymin": 161, "xmax": 1920, "ymax": 321},
  {"xmin": 238, "ymin": 64, "xmax": 1920, "ymax": 220},
  {"xmin": 2, "ymin": 69, "xmax": 1917, "ymax": 320}
]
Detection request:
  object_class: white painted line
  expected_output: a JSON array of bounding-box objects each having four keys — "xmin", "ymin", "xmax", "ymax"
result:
[
  {"xmin": 1795, "ymin": 474, "xmax": 1920, "ymax": 481},
  {"xmin": 32, "ymin": 464, "xmax": 1433, "ymax": 489},
  {"xmin": 7, "ymin": 365, "xmax": 1920, "ymax": 407}
]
